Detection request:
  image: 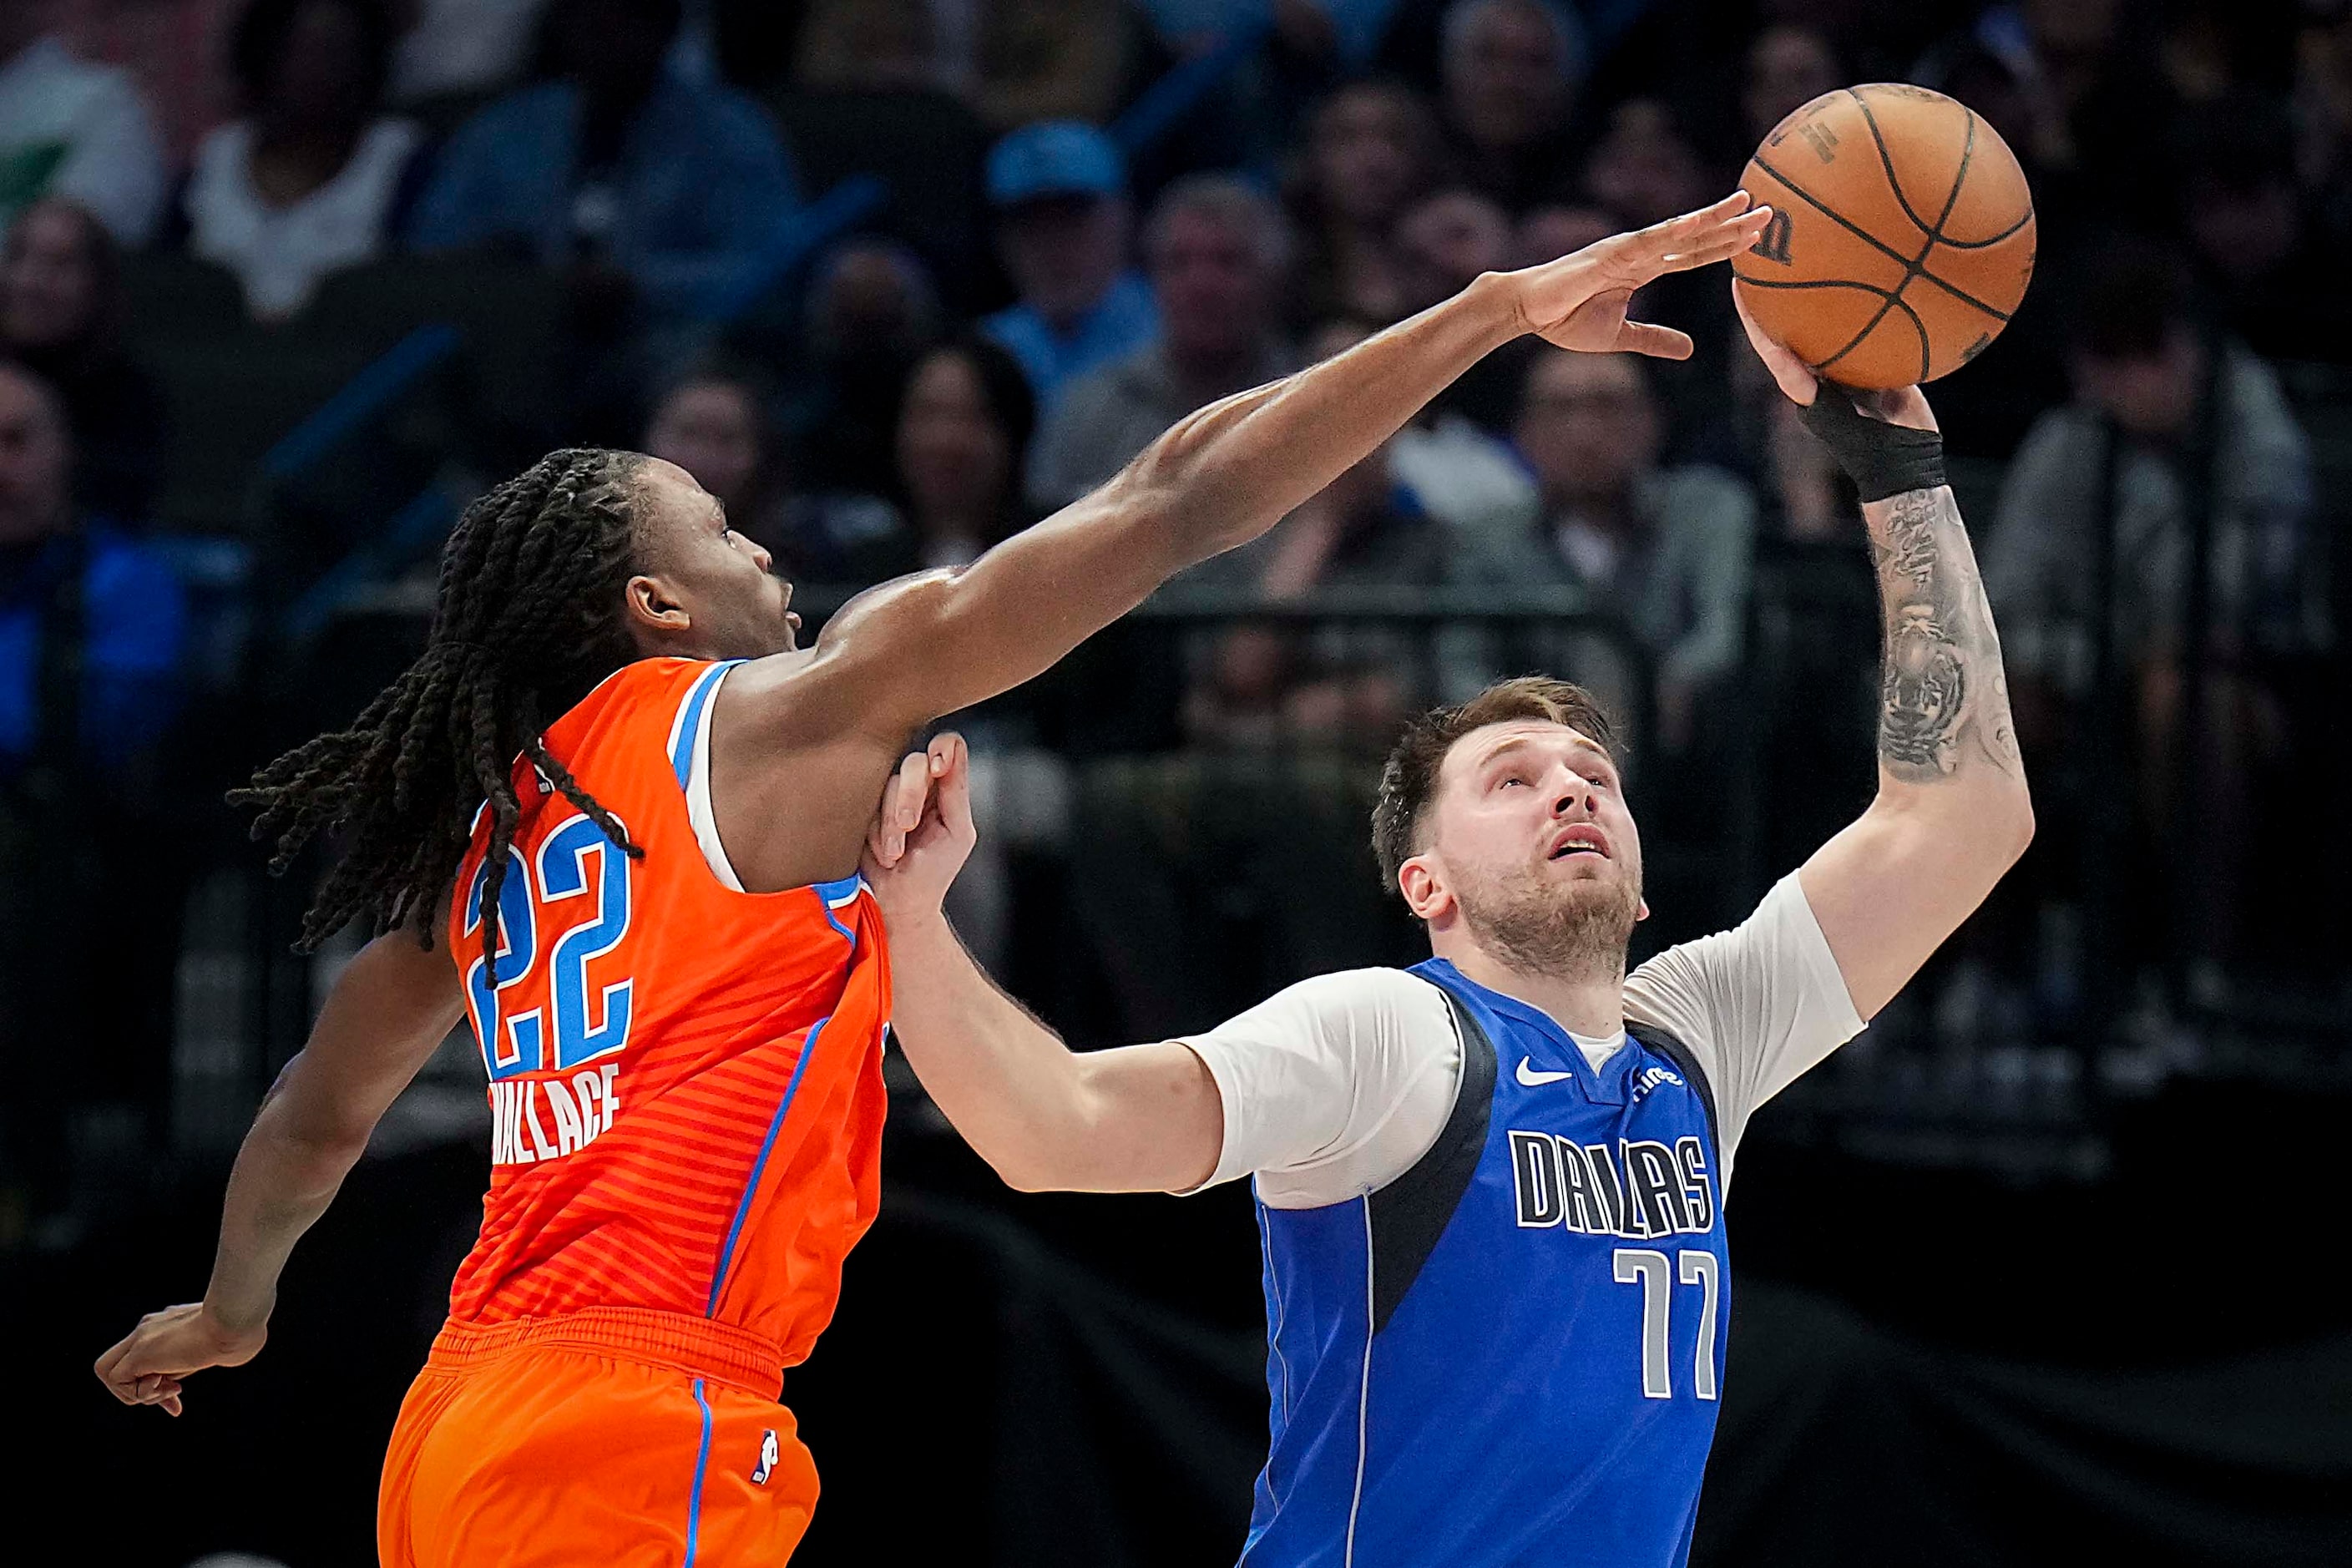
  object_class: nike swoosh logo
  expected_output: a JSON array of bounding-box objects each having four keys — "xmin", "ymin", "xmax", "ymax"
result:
[{"xmin": 1516, "ymin": 1058, "xmax": 1575, "ymax": 1087}]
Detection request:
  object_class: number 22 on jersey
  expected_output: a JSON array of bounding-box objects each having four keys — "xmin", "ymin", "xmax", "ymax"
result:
[{"xmin": 460, "ymin": 814, "xmax": 636, "ymax": 1166}]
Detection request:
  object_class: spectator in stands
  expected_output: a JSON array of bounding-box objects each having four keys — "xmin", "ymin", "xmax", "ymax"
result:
[
  {"xmin": 1741, "ymin": 23, "xmax": 1841, "ymax": 145},
  {"xmin": 0, "ymin": 357, "xmax": 182, "ymax": 767},
  {"xmin": 1988, "ymin": 246, "xmax": 2322, "ymax": 720},
  {"xmin": 971, "ymin": 0, "xmax": 1151, "ymax": 131},
  {"xmin": 2297, "ymin": 4, "xmax": 2352, "ymax": 251},
  {"xmin": 1065, "ymin": 317, "xmax": 1435, "ymax": 1044},
  {"xmin": 0, "ymin": 355, "xmax": 186, "ymax": 1234},
  {"xmin": 1183, "ymin": 316, "xmax": 1451, "ymax": 747},
  {"xmin": 1905, "ymin": 33, "xmax": 2076, "ymax": 458},
  {"xmin": 1919, "ymin": 33, "xmax": 2048, "ymax": 176},
  {"xmin": 1392, "ymin": 185, "xmax": 1525, "ymax": 434},
  {"xmin": 1126, "ymin": 1, "xmax": 1381, "ymax": 169},
  {"xmin": 640, "ymin": 363, "xmax": 796, "ymax": 554},
  {"xmin": 1743, "ymin": 366, "xmax": 1845, "ymax": 542},
  {"xmin": 783, "ymin": 235, "xmax": 943, "ymax": 498},
  {"xmin": 1580, "ymin": 94, "xmax": 1739, "ymax": 462},
  {"xmin": 730, "ymin": 0, "xmax": 1136, "ymax": 124},
  {"xmin": 406, "ymin": 0, "xmax": 800, "ymax": 324},
  {"xmin": 1391, "ymin": 186, "xmax": 1508, "ymax": 316},
  {"xmin": 0, "ymin": 199, "xmax": 162, "ymax": 522},
  {"xmin": 1449, "ymin": 346, "xmax": 1756, "ymax": 752},
  {"xmin": 184, "ymin": 0, "xmax": 424, "ymax": 321},
  {"xmin": 875, "ymin": 332, "xmax": 1065, "ymax": 977},
  {"xmin": 793, "ymin": 0, "xmax": 955, "ymax": 94},
  {"xmin": 1436, "ymin": 0, "xmax": 1584, "ymax": 213},
  {"xmin": 979, "ymin": 122, "xmax": 1157, "ymax": 412},
  {"xmin": 875, "ymin": 335, "xmax": 1036, "ymax": 574},
  {"xmin": 1328, "ymin": 184, "xmax": 1538, "ymax": 539},
  {"xmin": 1985, "ymin": 245, "xmax": 2322, "ymax": 974},
  {"xmin": 1028, "ymin": 175, "xmax": 1296, "ymax": 510},
  {"xmin": 388, "ymin": 0, "xmax": 550, "ymax": 104},
  {"xmin": 1286, "ymin": 78, "xmax": 1446, "ymax": 325},
  {"xmin": 52, "ymin": 0, "xmax": 238, "ymax": 168},
  {"xmin": 0, "ymin": 3, "xmax": 170, "ymax": 249},
  {"xmin": 792, "ymin": 334, "xmax": 1038, "ymax": 588},
  {"xmin": 1511, "ymin": 202, "xmax": 1612, "ymax": 267},
  {"xmin": 1581, "ymin": 96, "xmax": 1711, "ymax": 234},
  {"xmin": 2179, "ymin": 92, "xmax": 2352, "ymax": 364},
  {"xmin": 2000, "ymin": 0, "xmax": 2181, "ymax": 226}
]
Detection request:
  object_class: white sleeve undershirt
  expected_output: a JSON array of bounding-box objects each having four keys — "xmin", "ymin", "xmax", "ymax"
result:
[
  {"xmin": 684, "ymin": 664, "xmax": 746, "ymax": 892},
  {"xmin": 1176, "ymin": 873, "xmax": 1866, "ymax": 1209},
  {"xmin": 1176, "ymin": 969, "xmax": 1468, "ymax": 1210},
  {"xmin": 1621, "ymin": 872, "xmax": 1868, "ymax": 1182}
]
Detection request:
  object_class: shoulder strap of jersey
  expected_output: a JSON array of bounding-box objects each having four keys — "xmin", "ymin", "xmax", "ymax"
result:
[
  {"xmin": 1626, "ymin": 1019, "xmax": 1718, "ymax": 1159},
  {"xmin": 1366, "ymin": 979, "xmax": 1498, "ymax": 1336},
  {"xmin": 664, "ymin": 659, "xmax": 739, "ymax": 791}
]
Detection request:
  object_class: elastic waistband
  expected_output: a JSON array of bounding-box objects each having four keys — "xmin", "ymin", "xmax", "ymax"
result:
[{"xmin": 427, "ymin": 1308, "xmax": 784, "ymax": 1399}]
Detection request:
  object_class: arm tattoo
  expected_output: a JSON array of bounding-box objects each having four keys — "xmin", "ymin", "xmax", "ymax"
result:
[{"xmin": 1866, "ymin": 486, "xmax": 2022, "ymax": 785}]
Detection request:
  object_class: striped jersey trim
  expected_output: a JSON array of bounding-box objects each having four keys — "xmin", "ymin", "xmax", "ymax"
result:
[
  {"xmin": 1344, "ymin": 1197, "xmax": 1374, "ymax": 1567},
  {"xmin": 668, "ymin": 661, "xmax": 737, "ymax": 789},
  {"xmin": 816, "ymin": 874, "xmax": 863, "ymax": 943},
  {"xmin": 685, "ymin": 1378, "xmax": 715, "ymax": 1565},
  {"xmin": 706, "ymin": 1011, "xmax": 833, "ymax": 1314}
]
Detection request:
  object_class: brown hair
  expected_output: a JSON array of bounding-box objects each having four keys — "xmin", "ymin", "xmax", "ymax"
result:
[{"xmin": 1371, "ymin": 676, "xmax": 1620, "ymax": 892}]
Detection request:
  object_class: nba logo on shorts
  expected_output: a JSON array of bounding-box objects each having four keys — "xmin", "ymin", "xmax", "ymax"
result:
[{"xmin": 752, "ymin": 1429, "xmax": 779, "ymax": 1485}]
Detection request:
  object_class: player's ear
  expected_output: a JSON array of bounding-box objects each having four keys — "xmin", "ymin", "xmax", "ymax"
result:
[
  {"xmin": 622, "ymin": 572, "xmax": 693, "ymax": 639},
  {"xmin": 1398, "ymin": 855, "xmax": 1450, "ymax": 923},
  {"xmin": 1636, "ymin": 896, "xmax": 1650, "ymax": 923}
]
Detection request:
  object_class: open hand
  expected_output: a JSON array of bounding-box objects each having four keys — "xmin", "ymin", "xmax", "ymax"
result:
[
  {"xmin": 861, "ymin": 732, "xmax": 976, "ymax": 931},
  {"xmin": 1514, "ymin": 192, "xmax": 1775, "ymax": 358},
  {"xmin": 95, "ymin": 1302, "xmax": 266, "ymax": 1417}
]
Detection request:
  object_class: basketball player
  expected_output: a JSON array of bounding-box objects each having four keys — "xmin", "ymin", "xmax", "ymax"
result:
[
  {"xmin": 862, "ymin": 293, "xmax": 2032, "ymax": 1566},
  {"xmin": 93, "ymin": 195, "xmax": 1774, "ymax": 1563}
]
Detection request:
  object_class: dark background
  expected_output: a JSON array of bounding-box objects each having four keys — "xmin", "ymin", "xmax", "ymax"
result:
[{"xmin": 5, "ymin": 0, "xmax": 2351, "ymax": 1564}]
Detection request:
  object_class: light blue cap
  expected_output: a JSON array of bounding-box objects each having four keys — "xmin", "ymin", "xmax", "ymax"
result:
[{"xmin": 987, "ymin": 121, "xmax": 1125, "ymax": 206}]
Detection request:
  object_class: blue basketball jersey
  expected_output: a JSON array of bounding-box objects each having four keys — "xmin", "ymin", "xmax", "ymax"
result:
[{"xmin": 1239, "ymin": 957, "xmax": 1728, "ymax": 1568}]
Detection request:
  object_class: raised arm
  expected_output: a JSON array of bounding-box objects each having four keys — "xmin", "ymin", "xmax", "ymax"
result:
[
  {"xmin": 861, "ymin": 736, "xmax": 1224, "ymax": 1192},
  {"xmin": 741, "ymin": 195, "xmax": 1775, "ymax": 745},
  {"xmin": 1736, "ymin": 298, "xmax": 2035, "ymax": 1020},
  {"xmin": 96, "ymin": 931, "xmax": 464, "ymax": 1414}
]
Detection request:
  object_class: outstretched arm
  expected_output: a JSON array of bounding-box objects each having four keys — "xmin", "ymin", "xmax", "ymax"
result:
[
  {"xmin": 1736, "ymin": 299, "xmax": 2035, "ymax": 1020},
  {"xmin": 862, "ymin": 737, "xmax": 1225, "ymax": 1193},
  {"xmin": 736, "ymin": 195, "xmax": 1774, "ymax": 746},
  {"xmin": 95, "ymin": 931, "xmax": 463, "ymax": 1414}
]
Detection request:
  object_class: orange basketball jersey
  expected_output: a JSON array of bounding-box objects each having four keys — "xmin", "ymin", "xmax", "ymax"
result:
[{"xmin": 440, "ymin": 656, "xmax": 889, "ymax": 1364}]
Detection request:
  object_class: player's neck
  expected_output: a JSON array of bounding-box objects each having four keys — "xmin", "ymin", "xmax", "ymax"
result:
[{"xmin": 1437, "ymin": 937, "xmax": 1624, "ymax": 1041}]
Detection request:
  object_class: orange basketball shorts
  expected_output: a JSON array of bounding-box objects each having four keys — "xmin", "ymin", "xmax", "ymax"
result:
[{"xmin": 377, "ymin": 1308, "xmax": 817, "ymax": 1567}]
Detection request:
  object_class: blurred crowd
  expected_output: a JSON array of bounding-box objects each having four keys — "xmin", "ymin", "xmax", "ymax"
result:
[{"xmin": 2, "ymin": 0, "xmax": 2347, "ymax": 1241}]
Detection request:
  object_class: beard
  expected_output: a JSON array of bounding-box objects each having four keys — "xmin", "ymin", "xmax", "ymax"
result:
[{"xmin": 1455, "ymin": 862, "xmax": 1641, "ymax": 984}]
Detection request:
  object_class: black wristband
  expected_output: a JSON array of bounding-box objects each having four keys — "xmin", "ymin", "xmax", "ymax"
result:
[{"xmin": 1799, "ymin": 387, "xmax": 1945, "ymax": 503}]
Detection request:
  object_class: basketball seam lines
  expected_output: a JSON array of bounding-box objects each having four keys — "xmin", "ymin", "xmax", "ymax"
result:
[
  {"xmin": 1731, "ymin": 277, "xmax": 1900, "ymax": 299},
  {"xmin": 1815, "ymin": 297, "xmax": 1902, "ymax": 376},
  {"xmin": 1861, "ymin": 89, "xmax": 2036, "ymax": 250},
  {"xmin": 1934, "ymin": 209, "xmax": 2033, "ymax": 250},
  {"xmin": 1748, "ymin": 151, "xmax": 2015, "ymax": 324},
  {"xmin": 1886, "ymin": 294, "xmax": 1932, "ymax": 386},
  {"xmin": 1820, "ymin": 101, "xmax": 1978, "ymax": 382},
  {"xmin": 1812, "ymin": 285, "xmax": 1935, "ymax": 382},
  {"xmin": 1848, "ymin": 89, "xmax": 1939, "ymax": 240}
]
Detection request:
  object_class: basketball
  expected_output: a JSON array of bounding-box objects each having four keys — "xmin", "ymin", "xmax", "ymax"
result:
[{"xmin": 1733, "ymin": 83, "xmax": 2036, "ymax": 388}]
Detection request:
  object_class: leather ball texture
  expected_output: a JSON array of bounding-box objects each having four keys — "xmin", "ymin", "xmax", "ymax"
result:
[{"xmin": 1735, "ymin": 83, "xmax": 2036, "ymax": 389}]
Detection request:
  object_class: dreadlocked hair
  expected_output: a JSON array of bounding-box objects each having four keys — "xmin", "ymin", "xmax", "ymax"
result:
[{"xmin": 233, "ymin": 448, "xmax": 653, "ymax": 976}]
